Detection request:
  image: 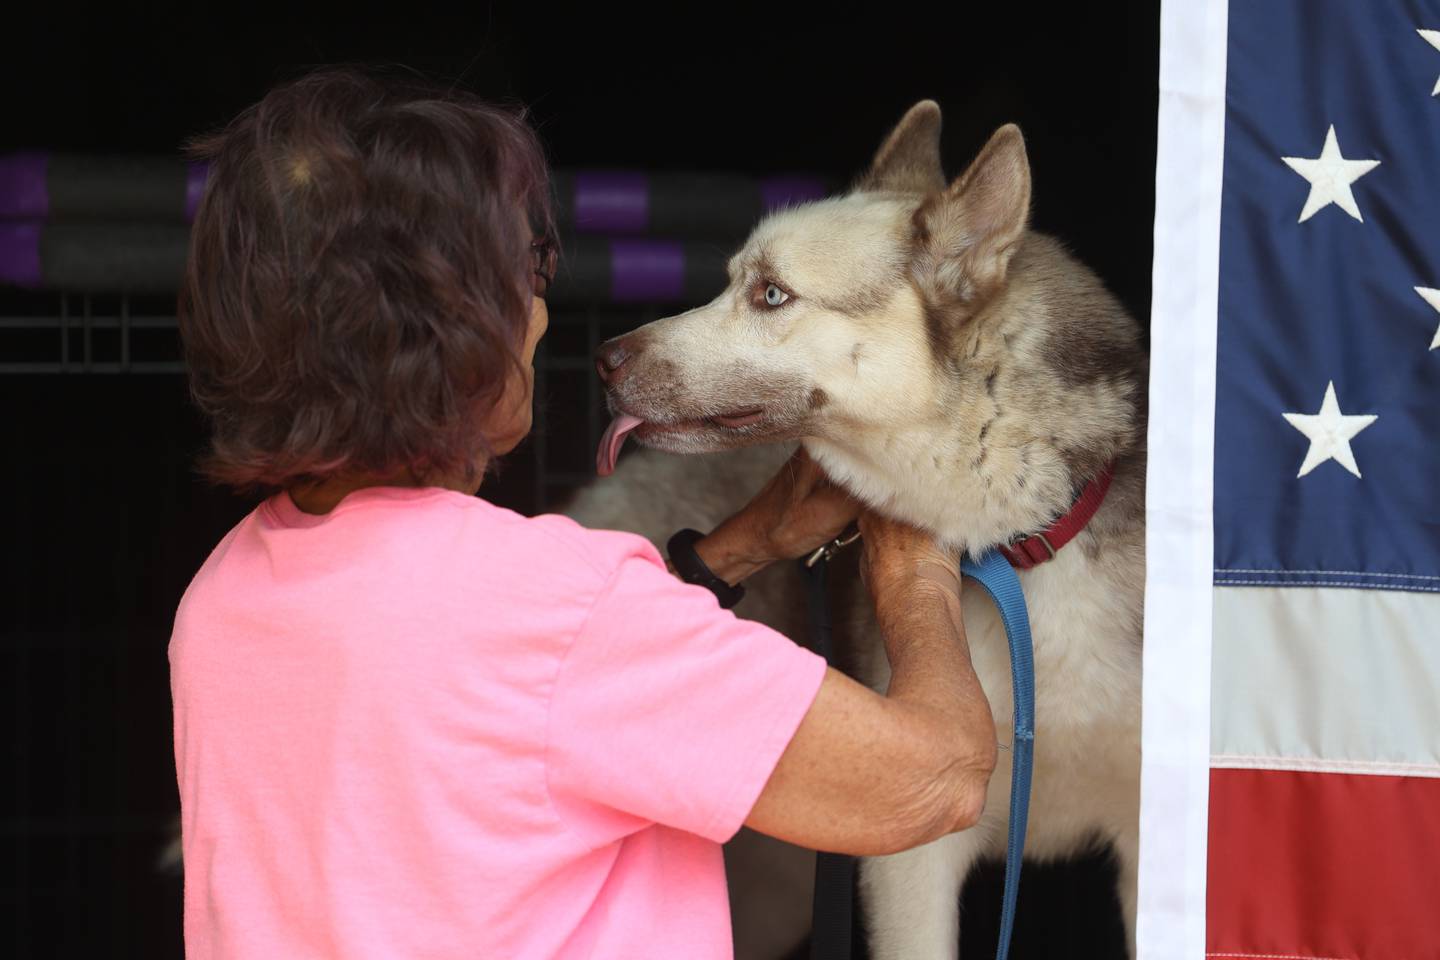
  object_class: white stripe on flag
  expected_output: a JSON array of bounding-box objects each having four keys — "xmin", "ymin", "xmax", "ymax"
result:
[
  {"xmin": 1211, "ymin": 586, "xmax": 1440, "ymax": 775},
  {"xmin": 1210, "ymin": 754, "xmax": 1440, "ymax": 778},
  {"xmin": 1140, "ymin": 0, "xmax": 1228, "ymax": 956}
]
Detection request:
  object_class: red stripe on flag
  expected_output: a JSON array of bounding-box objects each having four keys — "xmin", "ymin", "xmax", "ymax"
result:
[{"xmin": 1207, "ymin": 768, "xmax": 1440, "ymax": 959}]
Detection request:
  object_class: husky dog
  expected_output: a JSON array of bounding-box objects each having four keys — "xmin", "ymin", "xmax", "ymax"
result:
[{"xmin": 573, "ymin": 101, "xmax": 1147, "ymax": 958}]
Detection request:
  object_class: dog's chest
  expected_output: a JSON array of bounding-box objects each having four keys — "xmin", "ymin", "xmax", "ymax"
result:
[
  {"xmin": 849, "ymin": 542, "xmax": 1142, "ymax": 739},
  {"xmin": 960, "ymin": 545, "xmax": 1143, "ymax": 747}
]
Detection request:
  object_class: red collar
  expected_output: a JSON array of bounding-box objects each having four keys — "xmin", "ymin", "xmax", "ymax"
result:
[{"xmin": 998, "ymin": 464, "xmax": 1115, "ymax": 570}]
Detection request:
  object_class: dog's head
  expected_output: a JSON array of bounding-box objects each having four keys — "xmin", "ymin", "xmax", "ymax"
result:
[{"xmin": 595, "ymin": 101, "xmax": 1034, "ymax": 473}]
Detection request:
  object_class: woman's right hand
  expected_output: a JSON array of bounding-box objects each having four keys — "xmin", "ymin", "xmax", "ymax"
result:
[
  {"xmin": 857, "ymin": 508, "xmax": 962, "ymax": 617},
  {"xmin": 746, "ymin": 507, "xmax": 995, "ymax": 857}
]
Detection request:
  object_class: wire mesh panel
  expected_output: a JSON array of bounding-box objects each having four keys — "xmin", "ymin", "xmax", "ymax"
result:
[{"xmin": 0, "ymin": 292, "xmax": 184, "ymax": 374}]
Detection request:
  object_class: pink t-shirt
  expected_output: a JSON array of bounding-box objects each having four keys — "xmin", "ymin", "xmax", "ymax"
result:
[{"xmin": 170, "ymin": 485, "xmax": 826, "ymax": 959}]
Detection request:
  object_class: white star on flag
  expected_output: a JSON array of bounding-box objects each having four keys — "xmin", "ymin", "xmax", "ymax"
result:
[
  {"xmin": 1282, "ymin": 381, "xmax": 1378, "ymax": 478},
  {"xmin": 1417, "ymin": 286, "xmax": 1440, "ymax": 350},
  {"xmin": 1420, "ymin": 29, "xmax": 1440, "ymax": 96},
  {"xmin": 1281, "ymin": 126, "xmax": 1381, "ymax": 223}
]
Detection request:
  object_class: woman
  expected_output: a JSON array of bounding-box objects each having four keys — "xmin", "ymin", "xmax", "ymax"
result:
[{"xmin": 172, "ymin": 67, "xmax": 996, "ymax": 959}]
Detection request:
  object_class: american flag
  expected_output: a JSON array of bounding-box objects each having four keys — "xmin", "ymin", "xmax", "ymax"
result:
[{"xmin": 1141, "ymin": 1, "xmax": 1440, "ymax": 958}]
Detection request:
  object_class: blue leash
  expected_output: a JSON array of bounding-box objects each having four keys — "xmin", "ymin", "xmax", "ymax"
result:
[
  {"xmin": 959, "ymin": 549, "xmax": 1035, "ymax": 960},
  {"xmin": 806, "ymin": 547, "xmax": 1035, "ymax": 960}
]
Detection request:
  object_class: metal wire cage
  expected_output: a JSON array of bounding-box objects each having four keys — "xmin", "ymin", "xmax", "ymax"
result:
[{"xmin": 0, "ymin": 291, "xmax": 184, "ymax": 375}]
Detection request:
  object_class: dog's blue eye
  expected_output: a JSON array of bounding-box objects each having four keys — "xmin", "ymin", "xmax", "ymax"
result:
[{"xmin": 764, "ymin": 284, "xmax": 789, "ymax": 307}]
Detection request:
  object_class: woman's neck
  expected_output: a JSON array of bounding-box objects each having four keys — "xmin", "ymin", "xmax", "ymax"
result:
[{"xmin": 287, "ymin": 465, "xmax": 484, "ymax": 515}]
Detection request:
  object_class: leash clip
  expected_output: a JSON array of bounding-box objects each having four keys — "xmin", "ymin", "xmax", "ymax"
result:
[{"xmin": 804, "ymin": 528, "xmax": 862, "ymax": 569}]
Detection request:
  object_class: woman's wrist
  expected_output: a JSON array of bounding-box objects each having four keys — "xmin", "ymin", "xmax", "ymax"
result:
[
  {"xmin": 690, "ymin": 515, "xmax": 774, "ymax": 586},
  {"xmin": 870, "ymin": 587, "xmax": 970, "ymax": 684}
]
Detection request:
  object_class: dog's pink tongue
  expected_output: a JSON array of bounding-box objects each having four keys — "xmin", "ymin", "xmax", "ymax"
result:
[{"xmin": 596, "ymin": 414, "xmax": 645, "ymax": 477}]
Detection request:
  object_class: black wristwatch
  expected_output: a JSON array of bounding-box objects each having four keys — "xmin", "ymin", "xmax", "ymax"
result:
[{"xmin": 666, "ymin": 528, "xmax": 746, "ymax": 609}]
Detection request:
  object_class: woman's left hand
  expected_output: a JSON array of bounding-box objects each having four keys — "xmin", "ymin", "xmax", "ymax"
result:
[{"xmin": 692, "ymin": 448, "xmax": 860, "ymax": 585}]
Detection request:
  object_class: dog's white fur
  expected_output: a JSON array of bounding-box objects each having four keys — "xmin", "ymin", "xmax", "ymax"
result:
[{"xmin": 575, "ymin": 102, "xmax": 1146, "ymax": 958}]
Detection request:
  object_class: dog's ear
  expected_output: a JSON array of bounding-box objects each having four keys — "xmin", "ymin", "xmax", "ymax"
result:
[
  {"xmin": 912, "ymin": 123, "xmax": 1031, "ymax": 304},
  {"xmin": 856, "ymin": 100, "xmax": 945, "ymax": 195}
]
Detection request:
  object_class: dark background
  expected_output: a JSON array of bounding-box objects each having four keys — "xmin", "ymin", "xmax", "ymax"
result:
[{"xmin": 1, "ymin": 4, "xmax": 1158, "ymax": 957}]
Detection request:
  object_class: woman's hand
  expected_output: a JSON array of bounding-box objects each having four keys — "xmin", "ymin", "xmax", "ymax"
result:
[
  {"xmin": 746, "ymin": 508, "xmax": 996, "ymax": 857},
  {"xmin": 689, "ymin": 448, "xmax": 860, "ymax": 586},
  {"xmin": 736, "ymin": 447, "xmax": 859, "ymax": 563},
  {"xmin": 857, "ymin": 509, "xmax": 962, "ymax": 611}
]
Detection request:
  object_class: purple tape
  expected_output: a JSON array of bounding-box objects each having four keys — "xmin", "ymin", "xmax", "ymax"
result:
[
  {"xmin": 0, "ymin": 152, "xmax": 50, "ymax": 220},
  {"xmin": 185, "ymin": 161, "xmax": 211, "ymax": 222},
  {"xmin": 574, "ymin": 172, "xmax": 648, "ymax": 233},
  {"xmin": 760, "ymin": 175, "xmax": 827, "ymax": 211},
  {"xmin": 0, "ymin": 222, "xmax": 43, "ymax": 288},
  {"xmin": 610, "ymin": 239, "xmax": 685, "ymax": 302}
]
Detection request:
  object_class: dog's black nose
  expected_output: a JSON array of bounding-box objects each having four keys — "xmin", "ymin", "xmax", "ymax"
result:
[{"xmin": 595, "ymin": 339, "xmax": 631, "ymax": 385}]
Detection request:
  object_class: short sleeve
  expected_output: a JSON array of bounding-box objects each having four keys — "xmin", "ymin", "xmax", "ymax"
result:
[{"xmin": 545, "ymin": 544, "xmax": 827, "ymax": 844}]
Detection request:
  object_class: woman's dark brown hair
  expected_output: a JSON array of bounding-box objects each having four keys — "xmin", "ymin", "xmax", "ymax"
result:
[{"xmin": 179, "ymin": 66, "xmax": 554, "ymax": 492}]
